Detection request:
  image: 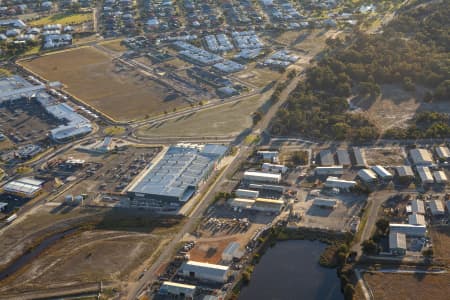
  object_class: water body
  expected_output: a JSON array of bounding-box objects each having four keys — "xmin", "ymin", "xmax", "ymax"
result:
[
  {"xmin": 0, "ymin": 228, "xmax": 78, "ymax": 281},
  {"xmin": 239, "ymin": 240, "xmax": 343, "ymax": 300}
]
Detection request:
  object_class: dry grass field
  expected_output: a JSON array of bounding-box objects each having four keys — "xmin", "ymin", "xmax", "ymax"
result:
[
  {"xmin": 20, "ymin": 47, "xmax": 187, "ymax": 121},
  {"xmin": 364, "ymin": 147, "xmax": 407, "ymax": 165},
  {"xmin": 430, "ymin": 226, "xmax": 450, "ymax": 263},
  {"xmin": 364, "ymin": 272, "xmax": 450, "ymax": 300},
  {"xmin": 136, "ymin": 94, "xmax": 267, "ymax": 137}
]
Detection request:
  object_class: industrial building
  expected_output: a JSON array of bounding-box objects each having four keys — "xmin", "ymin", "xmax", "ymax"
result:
[
  {"xmin": 433, "ymin": 171, "xmax": 448, "ymax": 184},
  {"xmin": 395, "ymin": 166, "xmax": 414, "ymax": 179},
  {"xmin": 243, "ymin": 171, "xmax": 281, "ymax": 183},
  {"xmin": 352, "ymin": 147, "xmax": 367, "ymax": 168},
  {"xmin": 324, "ymin": 177, "xmax": 356, "ymax": 191},
  {"xmin": 416, "ymin": 166, "xmax": 434, "ymax": 184},
  {"xmin": 336, "ymin": 149, "xmax": 351, "ymax": 166},
  {"xmin": 435, "ymin": 146, "xmax": 450, "ymax": 160},
  {"xmin": 0, "ymin": 75, "xmax": 45, "ymax": 102},
  {"xmin": 371, "ymin": 165, "xmax": 393, "ymax": 180},
  {"xmin": 159, "ymin": 281, "xmax": 196, "ymax": 298},
  {"xmin": 257, "ymin": 150, "xmax": 279, "ymax": 162},
  {"xmin": 37, "ymin": 95, "xmax": 93, "ymax": 141},
  {"xmin": 409, "ymin": 149, "xmax": 433, "ymax": 166},
  {"xmin": 2, "ymin": 177, "xmax": 44, "ymax": 198},
  {"xmin": 235, "ymin": 189, "xmax": 259, "ymax": 199},
  {"xmin": 319, "ymin": 150, "xmax": 334, "ymax": 166},
  {"xmin": 313, "ymin": 198, "xmax": 337, "ymax": 209},
  {"xmin": 389, "ymin": 224, "xmax": 427, "ymax": 237},
  {"xmin": 410, "ymin": 199, "xmax": 425, "ymax": 215},
  {"xmin": 248, "ymin": 183, "xmax": 285, "ymax": 193},
  {"xmin": 222, "ymin": 242, "xmax": 243, "ymax": 262},
  {"xmin": 180, "ymin": 261, "xmax": 229, "ymax": 283},
  {"xmin": 357, "ymin": 169, "xmax": 378, "ymax": 183},
  {"xmin": 229, "ymin": 198, "xmax": 284, "ymax": 213},
  {"xmin": 389, "ymin": 231, "xmax": 406, "ymax": 256},
  {"xmin": 430, "ymin": 199, "xmax": 445, "ymax": 216},
  {"xmin": 315, "ymin": 166, "xmax": 343, "ymax": 176},
  {"xmin": 127, "ymin": 144, "xmax": 227, "ymax": 208},
  {"xmin": 262, "ymin": 163, "xmax": 287, "ymax": 174},
  {"xmin": 408, "ymin": 213, "xmax": 426, "ymax": 226}
]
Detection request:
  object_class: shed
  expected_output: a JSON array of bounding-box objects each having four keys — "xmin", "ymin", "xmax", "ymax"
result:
[
  {"xmin": 389, "ymin": 231, "xmax": 406, "ymax": 256},
  {"xmin": 416, "ymin": 166, "xmax": 434, "ymax": 184},
  {"xmin": 159, "ymin": 281, "xmax": 196, "ymax": 298},
  {"xmin": 262, "ymin": 163, "xmax": 287, "ymax": 174},
  {"xmin": 313, "ymin": 198, "xmax": 337, "ymax": 209},
  {"xmin": 435, "ymin": 146, "xmax": 450, "ymax": 160},
  {"xmin": 411, "ymin": 199, "xmax": 425, "ymax": 215},
  {"xmin": 315, "ymin": 166, "xmax": 344, "ymax": 176},
  {"xmin": 352, "ymin": 147, "xmax": 367, "ymax": 168},
  {"xmin": 433, "ymin": 171, "xmax": 448, "ymax": 184},
  {"xmin": 357, "ymin": 169, "xmax": 377, "ymax": 183},
  {"xmin": 180, "ymin": 261, "xmax": 229, "ymax": 283},
  {"xmin": 371, "ymin": 165, "xmax": 393, "ymax": 180},
  {"xmin": 324, "ymin": 177, "xmax": 356, "ymax": 191},
  {"xmin": 395, "ymin": 166, "xmax": 414, "ymax": 178},
  {"xmin": 430, "ymin": 200, "xmax": 445, "ymax": 216},
  {"xmin": 222, "ymin": 242, "xmax": 242, "ymax": 262},
  {"xmin": 336, "ymin": 149, "xmax": 351, "ymax": 166},
  {"xmin": 410, "ymin": 149, "xmax": 433, "ymax": 166},
  {"xmin": 408, "ymin": 213, "xmax": 426, "ymax": 226},
  {"xmin": 243, "ymin": 171, "xmax": 281, "ymax": 183},
  {"xmin": 235, "ymin": 189, "xmax": 259, "ymax": 199},
  {"xmin": 319, "ymin": 150, "xmax": 334, "ymax": 166}
]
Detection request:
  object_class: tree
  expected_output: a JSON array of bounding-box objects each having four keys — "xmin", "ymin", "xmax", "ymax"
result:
[
  {"xmin": 375, "ymin": 218, "xmax": 390, "ymax": 235},
  {"xmin": 344, "ymin": 284, "xmax": 355, "ymax": 300},
  {"xmin": 362, "ymin": 239, "xmax": 378, "ymax": 255}
]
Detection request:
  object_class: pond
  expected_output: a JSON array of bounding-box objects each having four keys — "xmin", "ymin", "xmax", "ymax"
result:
[{"xmin": 239, "ymin": 240, "xmax": 343, "ymax": 300}]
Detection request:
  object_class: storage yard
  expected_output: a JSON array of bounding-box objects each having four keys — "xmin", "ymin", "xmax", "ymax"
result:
[{"xmin": 19, "ymin": 47, "xmax": 188, "ymax": 121}]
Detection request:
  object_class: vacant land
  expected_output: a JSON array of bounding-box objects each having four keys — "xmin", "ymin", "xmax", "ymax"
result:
[
  {"xmin": 430, "ymin": 226, "xmax": 450, "ymax": 263},
  {"xmin": 364, "ymin": 147, "xmax": 406, "ymax": 165},
  {"xmin": 30, "ymin": 13, "xmax": 92, "ymax": 26},
  {"xmin": 136, "ymin": 94, "xmax": 267, "ymax": 137},
  {"xmin": 364, "ymin": 272, "xmax": 450, "ymax": 300},
  {"xmin": 0, "ymin": 206, "xmax": 182, "ymax": 293},
  {"xmin": 20, "ymin": 47, "xmax": 186, "ymax": 121},
  {"xmin": 99, "ymin": 39, "xmax": 127, "ymax": 53}
]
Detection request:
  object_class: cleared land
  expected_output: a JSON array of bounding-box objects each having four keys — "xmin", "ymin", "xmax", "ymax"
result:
[
  {"xmin": 0, "ymin": 206, "xmax": 182, "ymax": 293},
  {"xmin": 20, "ymin": 47, "xmax": 186, "ymax": 121},
  {"xmin": 364, "ymin": 147, "xmax": 406, "ymax": 165},
  {"xmin": 136, "ymin": 94, "xmax": 267, "ymax": 137},
  {"xmin": 430, "ymin": 226, "xmax": 450, "ymax": 263},
  {"xmin": 99, "ymin": 39, "xmax": 127, "ymax": 53},
  {"xmin": 364, "ymin": 272, "xmax": 450, "ymax": 300},
  {"xmin": 30, "ymin": 13, "xmax": 92, "ymax": 26}
]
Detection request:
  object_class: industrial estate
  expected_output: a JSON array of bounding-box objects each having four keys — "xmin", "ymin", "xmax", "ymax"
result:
[{"xmin": 0, "ymin": 0, "xmax": 449, "ymax": 300}]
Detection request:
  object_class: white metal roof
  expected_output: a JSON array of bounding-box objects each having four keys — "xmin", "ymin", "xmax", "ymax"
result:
[
  {"xmin": 389, "ymin": 231, "xmax": 406, "ymax": 249},
  {"xmin": 430, "ymin": 200, "xmax": 445, "ymax": 215},
  {"xmin": 395, "ymin": 166, "xmax": 414, "ymax": 177},
  {"xmin": 411, "ymin": 199, "xmax": 425, "ymax": 214},
  {"xmin": 416, "ymin": 166, "xmax": 434, "ymax": 183},
  {"xmin": 435, "ymin": 146, "xmax": 450, "ymax": 159},
  {"xmin": 357, "ymin": 169, "xmax": 377, "ymax": 182},
  {"xmin": 408, "ymin": 213, "xmax": 426, "ymax": 226},
  {"xmin": 410, "ymin": 149, "xmax": 433, "ymax": 165},
  {"xmin": 371, "ymin": 165, "xmax": 392, "ymax": 179},
  {"xmin": 433, "ymin": 171, "xmax": 448, "ymax": 183}
]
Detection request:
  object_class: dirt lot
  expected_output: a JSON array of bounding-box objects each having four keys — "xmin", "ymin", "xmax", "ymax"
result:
[
  {"xmin": 136, "ymin": 94, "xmax": 267, "ymax": 138},
  {"xmin": 0, "ymin": 205, "xmax": 182, "ymax": 293},
  {"xmin": 20, "ymin": 47, "xmax": 187, "ymax": 121},
  {"xmin": 430, "ymin": 226, "xmax": 450, "ymax": 263},
  {"xmin": 364, "ymin": 272, "xmax": 450, "ymax": 300},
  {"xmin": 364, "ymin": 147, "xmax": 407, "ymax": 165}
]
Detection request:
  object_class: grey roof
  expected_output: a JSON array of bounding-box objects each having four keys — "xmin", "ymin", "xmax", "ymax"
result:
[
  {"xmin": 336, "ymin": 149, "xmax": 351, "ymax": 166},
  {"xmin": 319, "ymin": 150, "xmax": 334, "ymax": 166},
  {"xmin": 395, "ymin": 166, "xmax": 414, "ymax": 177},
  {"xmin": 129, "ymin": 144, "xmax": 227, "ymax": 200},
  {"xmin": 389, "ymin": 231, "xmax": 406, "ymax": 249},
  {"xmin": 0, "ymin": 76, "xmax": 45, "ymax": 102}
]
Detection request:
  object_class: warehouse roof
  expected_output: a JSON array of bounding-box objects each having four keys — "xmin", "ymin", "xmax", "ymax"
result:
[
  {"xmin": 433, "ymin": 171, "xmax": 448, "ymax": 183},
  {"xmin": 129, "ymin": 144, "xmax": 227, "ymax": 201},
  {"xmin": 408, "ymin": 213, "xmax": 426, "ymax": 226},
  {"xmin": 371, "ymin": 165, "xmax": 393, "ymax": 179},
  {"xmin": 161, "ymin": 281, "xmax": 196, "ymax": 290},
  {"xmin": 336, "ymin": 149, "xmax": 351, "ymax": 166},
  {"xmin": 410, "ymin": 149, "xmax": 433, "ymax": 165},
  {"xmin": 182, "ymin": 261, "xmax": 229, "ymax": 275},
  {"xmin": 411, "ymin": 199, "xmax": 425, "ymax": 215},
  {"xmin": 0, "ymin": 75, "xmax": 45, "ymax": 102},
  {"xmin": 353, "ymin": 147, "xmax": 367, "ymax": 167},
  {"xmin": 357, "ymin": 169, "xmax": 377, "ymax": 182},
  {"xmin": 313, "ymin": 198, "xmax": 337, "ymax": 208},
  {"xmin": 244, "ymin": 171, "xmax": 281, "ymax": 181},
  {"xmin": 430, "ymin": 199, "xmax": 445, "ymax": 215},
  {"xmin": 416, "ymin": 166, "xmax": 434, "ymax": 183},
  {"xmin": 319, "ymin": 150, "xmax": 334, "ymax": 166},
  {"xmin": 324, "ymin": 177, "xmax": 356, "ymax": 189},
  {"xmin": 389, "ymin": 231, "xmax": 406, "ymax": 250},
  {"xmin": 2, "ymin": 177, "xmax": 44, "ymax": 196},
  {"xmin": 395, "ymin": 166, "xmax": 414, "ymax": 177},
  {"xmin": 435, "ymin": 146, "xmax": 450, "ymax": 159}
]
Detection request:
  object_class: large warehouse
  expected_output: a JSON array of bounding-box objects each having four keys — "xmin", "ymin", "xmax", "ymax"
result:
[
  {"xmin": 127, "ymin": 144, "xmax": 227, "ymax": 208},
  {"xmin": 180, "ymin": 261, "xmax": 230, "ymax": 283},
  {"xmin": 159, "ymin": 281, "xmax": 196, "ymax": 298},
  {"xmin": 2, "ymin": 177, "xmax": 44, "ymax": 198},
  {"xmin": 0, "ymin": 75, "xmax": 45, "ymax": 102}
]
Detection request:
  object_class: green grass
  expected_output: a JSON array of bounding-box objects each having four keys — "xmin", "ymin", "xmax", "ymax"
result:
[
  {"xmin": 103, "ymin": 126, "xmax": 125, "ymax": 136},
  {"xmin": 0, "ymin": 68, "xmax": 12, "ymax": 77},
  {"xmin": 23, "ymin": 45, "xmax": 41, "ymax": 56},
  {"xmin": 30, "ymin": 12, "xmax": 92, "ymax": 26}
]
